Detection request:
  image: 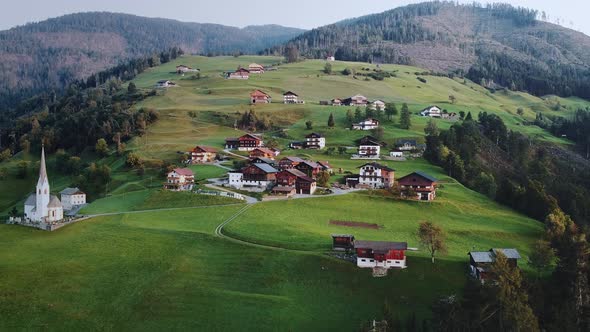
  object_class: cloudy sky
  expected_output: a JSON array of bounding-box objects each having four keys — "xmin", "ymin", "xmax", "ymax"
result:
[{"xmin": 1, "ymin": 0, "xmax": 588, "ymax": 35}]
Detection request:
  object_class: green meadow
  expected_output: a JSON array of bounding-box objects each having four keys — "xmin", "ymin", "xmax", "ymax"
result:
[{"xmin": 0, "ymin": 55, "xmax": 569, "ymax": 330}]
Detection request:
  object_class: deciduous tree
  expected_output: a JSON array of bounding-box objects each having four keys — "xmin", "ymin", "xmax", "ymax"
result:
[{"xmin": 418, "ymin": 221, "xmax": 447, "ymax": 263}]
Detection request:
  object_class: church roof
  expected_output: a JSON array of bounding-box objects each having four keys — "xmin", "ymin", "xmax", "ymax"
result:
[
  {"xmin": 24, "ymin": 194, "xmax": 36, "ymax": 206},
  {"xmin": 48, "ymin": 195, "xmax": 62, "ymax": 208}
]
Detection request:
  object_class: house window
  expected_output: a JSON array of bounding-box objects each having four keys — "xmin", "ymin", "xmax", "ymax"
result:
[{"xmin": 361, "ymin": 259, "xmax": 367, "ymax": 262}]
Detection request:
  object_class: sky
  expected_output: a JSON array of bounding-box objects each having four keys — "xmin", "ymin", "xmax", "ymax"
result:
[{"xmin": 1, "ymin": 0, "xmax": 588, "ymax": 36}]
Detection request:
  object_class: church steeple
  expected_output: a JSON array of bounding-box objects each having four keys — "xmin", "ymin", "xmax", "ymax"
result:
[{"xmin": 38, "ymin": 144, "xmax": 48, "ymax": 185}]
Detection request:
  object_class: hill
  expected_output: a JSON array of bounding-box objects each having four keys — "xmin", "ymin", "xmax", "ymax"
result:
[
  {"xmin": 0, "ymin": 12, "xmax": 304, "ymax": 108},
  {"xmin": 270, "ymin": 2, "xmax": 590, "ymax": 99}
]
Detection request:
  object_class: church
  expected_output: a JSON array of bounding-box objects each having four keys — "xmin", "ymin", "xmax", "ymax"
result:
[{"xmin": 24, "ymin": 146, "xmax": 63, "ymax": 222}]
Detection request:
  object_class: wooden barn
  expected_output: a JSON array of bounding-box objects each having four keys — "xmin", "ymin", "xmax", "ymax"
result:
[{"xmin": 398, "ymin": 171, "xmax": 438, "ymax": 201}]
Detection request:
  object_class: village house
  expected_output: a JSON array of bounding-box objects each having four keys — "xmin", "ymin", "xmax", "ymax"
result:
[
  {"xmin": 305, "ymin": 132, "xmax": 326, "ymax": 149},
  {"xmin": 420, "ymin": 106, "xmax": 442, "ymax": 118},
  {"xmin": 279, "ymin": 156, "xmax": 305, "ymax": 170},
  {"xmin": 352, "ymin": 118, "xmax": 380, "ymax": 131},
  {"xmin": 344, "ymin": 95, "xmax": 368, "ymax": 106},
  {"xmin": 355, "ymin": 240, "xmax": 408, "ymax": 269},
  {"xmin": 389, "ymin": 149, "xmax": 404, "ymax": 158},
  {"xmin": 295, "ymin": 160, "xmax": 322, "ymax": 179},
  {"xmin": 250, "ymin": 157, "xmax": 278, "ymax": 168},
  {"xmin": 357, "ymin": 162, "xmax": 395, "ymax": 189},
  {"xmin": 332, "ymin": 234, "xmax": 355, "ymax": 251},
  {"xmin": 228, "ymin": 163, "xmax": 278, "ymax": 190},
  {"xmin": 249, "ymin": 147, "xmax": 279, "ymax": 159},
  {"xmin": 370, "ymin": 100, "xmax": 386, "ymax": 111},
  {"xmin": 331, "ymin": 98, "xmax": 343, "ymax": 106},
  {"xmin": 317, "ymin": 161, "xmax": 333, "ymax": 174},
  {"xmin": 326, "ymin": 55, "xmax": 335, "ymax": 62},
  {"xmin": 398, "ymin": 171, "xmax": 438, "ymax": 201},
  {"xmin": 468, "ymin": 249, "xmax": 521, "ymax": 282},
  {"xmin": 357, "ymin": 136, "xmax": 385, "ymax": 159},
  {"xmin": 189, "ymin": 146, "xmax": 217, "ymax": 164},
  {"xmin": 250, "ymin": 90, "xmax": 272, "ymax": 104},
  {"xmin": 226, "ymin": 67, "xmax": 250, "ymax": 80},
  {"xmin": 273, "ymin": 168, "xmax": 317, "ymax": 195},
  {"xmin": 442, "ymin": 112, "xmax": 460, "ymax": 121},
  {"xmin": 396, "ymin": 139, "xmax": 418, "ymax": 151},
  {"xmin": 24, "ymin": 146, "xmax": 64, "ymax": 223},
  {"xmin": 225, "ymin": 134, "xmax": 264, "ymax": 151},
  {"xmin": 289, "ymin": 141, "xmax": 305, "ymax": 149},
  {"xmin": 155, "ymin": 80, "xmax": 176, "ymax": 88},
  {"xmin": 283, "ymin": 91, "xmax": 304, "ymax": 104},
  {"xmin": 248, "ymin": 63, "xmax": 265, "ymax": 73},
  {"xmin": 163, "ymin": 168, "xmax": 195, "ymax": 191},
  {"xmin": 176, "ymin": 65, "xmax": 199, "ymax": 74},
  {"xmin": 59, "ymin": 188, "xmax": 86, "ymax": 211}
]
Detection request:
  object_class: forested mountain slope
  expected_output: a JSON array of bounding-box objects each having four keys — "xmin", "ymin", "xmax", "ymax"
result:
[
  {"xmin": 270, "ymin": 2, "xmax": 590, "ymax": 99},
  {"xmin": 0, "ymin": 12, "xmax": 304, "ymax": 108}
]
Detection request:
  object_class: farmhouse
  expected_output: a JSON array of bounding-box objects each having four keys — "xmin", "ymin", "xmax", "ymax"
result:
[
  {"xmin": 24, "ymin": 146, "xmax": 63, "ymax": 223},
  {"xmin": 295, "ymin": 160, "xmax": 322, "ymax": 179},
  {"xmin": 228, "ymin": 163, "xmax": 278, "ymax": 190},
  {"xmin": 370, "ymin": 100, "xmax": 386, "ymax": 111},
  {"xmin": 59, "ymin": 188, "xmax": 86, "ymax": 211},
  {"xmin": 249, "ymin": 147, "xmax": 279, "ymax": 159},
  {"xmin": 396, "ymin": 139, "xmax": 418, "ymax": 151},
  {"xmin": 358, "ymin": 162, "xmax": 395, "ymax": 189},
  {"xmin": 305, "ymin": 132, "xmax": 326, "ymax": 149},
  {"xmin": 398, "ymin": 171, "xmax": 438, "ymax": 201},
  {"xmin": 326, "ymin": 55, "xmax": 335, "ymax": 62},
  {"xmin": 248, "ymin": 63, "xmax": 265, "ymax": 73},
  {"xmin": 352, "ymin": 118, "xmax": 380, "ymax": 131},
  {"xmin": 420, "ymin": 106, "xmax": 442, "ymax": 117},
  {"xmin": 225, "ymin": 134, "xmax": 264, "ymax": 151},
  {"xmin": 344, "ymin": 95, "xmax": 368, "ymax": 106},
  {"xmin": 250, "ymin": 90, "xmax": 272, "ymax": 104},
  {"xmin": 331, "ymin": 98, "xmax": 343, "ymax": 106},
  {"xmin": 176, "ymin": 65, "xmax": 199, "ymax": 74},
  {"xmin": 357, "ymin": 136, "xmax": 384, "ymax": 158},
  {"xmin": 317, "ymin": 161, "xmax": 333, "ymax": 174},
  {"xmin": 332, "ymin": 234, "xmax": 355, "ymax": 251},
  {"xmin": 355, "ymin": 240, "xmax": 408, "ymax": 269},
  {"xmin": 279, "ymin": 156, "xmax": 305, "ymax": 170},
  {"xmin": 226, "ymin": 68, "xmax": 250, "ymax": 79},
  {"xmin": 155, "ymin": 80, "xmax": 176, "ymax": 88},
  {"xmin": 163, "ymin": 168, "xmax": 195, "ymax": 191},
  {"xmin": 274, "ymin": 169, "xmax": 317, "ymax": 195},
  {"xmin": 468, "ymin": 248, "xmax": 521, "ymax": 282},
  {"xmin": 190, "ymin": 146, "xmax": 217, "ymax": 163},
  {"xmin": 283, "ymin": 91, "xmax": 303, "ymax": 104}
]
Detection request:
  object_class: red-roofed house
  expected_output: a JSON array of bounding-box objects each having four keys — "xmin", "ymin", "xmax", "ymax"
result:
[
  {"xmin": 250, "ymin": 90, "xmax": 271, "ymax": 104},
  {"xmin": 190, "ymin": 146, "xmax": 217, "ymax": 164},
  {"xmin": 355, "ymin": 240, "xmax": 408, "ymax": 269},
  {"xmin": 226, "ymin": 68, "xmax": 250, "ymax": 80},
  {"xmin": 164, "ymin": 168, "xmax": 195, "ymax": 191},
  {"xmin": 249, "ymin": 147, "xmax": 280, "ymax": 159}
]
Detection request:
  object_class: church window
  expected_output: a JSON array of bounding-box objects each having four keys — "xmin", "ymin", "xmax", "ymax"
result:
[{"xmin": 44, "ymin": 189, "xmax": 47, "ymax": 194}]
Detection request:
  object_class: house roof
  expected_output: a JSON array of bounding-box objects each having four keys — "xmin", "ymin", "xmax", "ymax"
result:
[
  {"xmin": 305, "ymin": 132, "xmax": 323, "ymax": 138},
  {"xmin": 253, "ymin": 163, "xmax": 279, "ymax": 173},
  {"xmin": 24, "ymin": 194, "xmax": 36, "ymax": 206},
  {"xmin": 350, "ymin": 94, "xmax": 367, "ymax": 99},
  {"xmin": 225, "ymin": 137, "xmax": 239, "ymax": 142},
  {"xmin": 355, "ymin": 240, "xmax": 408, "ymax": 252},
  {"xmin": 239, "ymin": 133, "xmax": 262, "ymax": 141},
  {"xmin": 48, "ymin": 195, "xmax": 62, "ymax": 208},
  {"xmin": 250, "ymin": 89, "xmax": 270, "ymax": 98},
  {"xmin": 422, "ymin": 105, "xmax": 441, "ymax": 111},
  {"xmin": 283, "ymin": 91, "xmax": 298, "ymax": 96},
  {"xmin": 172, "ymin": 168, "xmax": 194, "ymax": 176},
  {"xmin": 251, "ymin": 157, "xmax": 276, "ymax": 165},
  {"xmin": 273, "ymin": 186, "xmax": 295, "ymax": 192},
  {"xmin": 60, "ymin": 187, "xmax": 85, "ymax": 195},
  {"xmin": 398, "ymin": 171, "xmax": 438, "ymax": 183},
  {"xmin": 469, "ymin": 251, "xmax": 494, "ymax": 263},
  {"xmin": 492, "ymin": 248, "xmax": 521, "ymax": 259},
  {"xmin": 193, "ymin": 146, "xmax": 217, "ymax": 153},
  {"xmin": 331, "ymin": 234, "xmax": 355, "ymax": 238},
  {"xmin": 249, "ymin": 63, "xmax": 264, "ymax": 68},
  {"xmin": 359, "ymin": 162, "xmax": 395, "ymax": 172},
  {"xmin": 397, "ymin": 139, "xmax": 417, "ymax": 146},
  {"xmin": 157, "ymin": 80, "xmax": 171, "ymax": 84},
  {"xmin": 317, "ymin": 161, "xmax": 332, "ymax": 169},
  {"xmin": 282, "ymin": 156, "xmax": 305, "ymax": 163},
  {"xmin": 299, "ymin": 160, "xmax": 319, "ymax": 168},
  {"xmin": 251, "ymin": 147, "xmax": 275, "ymax": 155},
  {"xmin": 236, "ymin": 68, "xmax": 250, "ymax": 73}
]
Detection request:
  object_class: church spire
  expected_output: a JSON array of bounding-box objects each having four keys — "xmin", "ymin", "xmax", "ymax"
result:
[{"xmin": 38, "ymin": 145, "xmax": 47, "ymax": 184}]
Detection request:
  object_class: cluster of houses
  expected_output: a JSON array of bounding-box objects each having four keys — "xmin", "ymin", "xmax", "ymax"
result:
[
  {"xmin": 331, "ymin": 234, "xmax": 522, "ymax": 281},
  {"xmin": 321, "ymin": 95, "xmax": 385, "ymax": 110},
  {"xmin": 352, "ymin": 136, "xmax": 424, "ymax": 160},
  {"xmin": 420, "ymin": 105, "xmax": 459, "ymax": 120},
  {"xmin": 248, "ymin": 89, "xmax": 305, "ymax": 105},
  {"xmin": 225, "ymin": 63, "xmax": 266, "ymax": 80}
]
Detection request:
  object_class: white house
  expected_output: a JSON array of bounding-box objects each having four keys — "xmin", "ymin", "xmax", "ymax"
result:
[
  {"xmin": 24, "ymin": 146, "xmax": 64, "ymax": 223},
  {"xmin": 370, "ymin": 100, "xmax": 386, "ymax": 111},
  {"xmin": 358, "ymin": 162, "xmax": 395, "ymax": 189},
  {"xmin": 420, "ymin": 106, "xmax": 442, "ymax": 117},
  {"xmin": 248, "ymin": 63, "xmax": 265, "ymax": 74},
  {"xmin": 283, "ymin": 91, "xmax": 303, "ymax": 104},
  {"xmin": 305, "ymin": 132, "xmax": 326, "ymax": 149},
  {"xmin": 358, "ymin": 138, "xmax": 382, "ymax": 159},
  {"xmin": 326, "ymin": 55, "xmax": 335, "ymax": 62},
  {"xmin": 353, "ymin": 118, "xmax": 380, "ymax": 131},
  {"xmin": 60, "ymin": 188, "xmax": 86, "ymax": 211},
  {"xmin": 163, "ymin": 168, "xmax": 195, "ymax": 191},
  {"xmin": 355, "ymin": 240, "xmax": 408, "ymax": 269},
  {"xmin": 228, "ymin": 164, "xmax": 278, "ymax": 190},
  {"xmin": 390, "ymin": 150, "xmax": 404, "ymax": 158},
  {"xmin": 155, "ymin": 80, "xmax": 176, "ymax": 88}
]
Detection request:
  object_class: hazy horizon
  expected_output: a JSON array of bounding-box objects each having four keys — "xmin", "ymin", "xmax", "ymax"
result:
[{"xmin": 1, "ymin": 0, "xmax": 589, "ymax": 36}]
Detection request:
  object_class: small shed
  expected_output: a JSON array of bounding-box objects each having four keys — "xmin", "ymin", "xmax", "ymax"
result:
[{"xmin": 332, "ymin": 234, "xmax": 355, "ymax": 251}]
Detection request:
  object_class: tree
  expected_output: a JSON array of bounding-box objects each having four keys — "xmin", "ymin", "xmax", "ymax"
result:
[
  {"xmin": 9, "ymin": 206, "xmax": 18, "ymax": 217},
  {"xmin": 0, "ymin": 148, "xmax": 11, "ymax": 162},
  {"xmin": 385, "ymin": 102, "xmax": 398, "ymax": 121},
  {"xmin": 127, "ymin": 82, "xmax": 137, "ymax": 94},
  {"xmin": 338, "ymin": 146, "xmax": 347, "ymax": 155},
  {"xmin": 95, "ymin": 138, "xmax": 109, "ymax": 157},
  {"xmin": 328, "ymin": 113, "xmax": 335, "ymax": 128},
  {"xmin": 323, "ymin": 62, "xmax": 332, "ymax": 74},
  {"xmin": 285, "ymin": 45, "xmax": 299, "ymax": 63},
  {"xmin": 126, "ymin": 152, "xmax": 143, "ymax": 168},
  {"xmin": 266, "ymin": 139, "xmax": 279, "ymax": 149},
  {"xmin": 372, "ymin": 127, "xmax": 384, "ymax": 141},
  {"xmin": 0, "ymin": 167, "xmax": 7, "ymax": 180},
  {"xmin": 326, "ymin": 147, "xmax": 336, "ymax": 155},
  {"xmin": 346, "ymin": 109, "xmax": 354, "ymax": 124},
  {"xmin": 472, "ymin": 172, "xmax": 497, "ymax": 199},
  {"xmin": 529, "ymin": 240, "xmax": 555, "ymax": 277},
  {"xmin": 465, "ymin": 112, "xmax": 473, "ymax": 121},
  {"xmin": 424, "ymin": 119, "xmax": 439, "ymax": 136},
  {"xmin": 449, "ymin": 95, "xmax": 457, "ymax": 104},
  {"xmin": 418, "ymin": 221, "xmax": 447, "ymax": 263},
  {"xmin": 16, "ymin": 160, "xmax": 29, "ymax": 178},
  {"xmin": 491, "ymin": 252, "xmax": 540, "ymax": 331},
  {"xmin": 399, "ymin": 103, "xmax": 411, "ymax": 129},
  {"xmin": 305, "ymin": 120, "xmax": 313, "ymax": 130},
  {"xmin": 68, "ymin": 156, "xmax": 83, "ymax": 175},
  {"xmin": 354, "ymin": 107, "xmax": 363, "ymax": 122},
  {"xmin": 517, "ymin": 107, "xmax": 524, "ymax": 116},
  {"xmin": 317, "ymin": 171, "xmax": 331, "ymax": 187},
  {"xmin": 365, "ymin": 107, "xmax": 375, "ymax": 119}
]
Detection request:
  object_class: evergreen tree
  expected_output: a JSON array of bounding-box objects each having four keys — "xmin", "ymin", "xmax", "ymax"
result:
[
  {"xmin": 399, "ymin": 103, "xmax": 411, "ymax": 129},
  {"xmin": 346, "ymin": 109, "xmax": 354, "ymax": 124},
  {"xmin": 424, "ymin": 119, "xmax": 440, "ymax": 136},
  {"xmin": 328, "ymin": 113, "xmax": 335, "ymax": 128},
  {"xmin": 354, "ymin": 107, "xmax": 363, "ymax": 122}
]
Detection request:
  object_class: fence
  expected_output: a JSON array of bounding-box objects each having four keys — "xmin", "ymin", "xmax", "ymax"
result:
[{"xmin": 195, "ymin": 189, "xmax": 245, "ymax": 201}]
